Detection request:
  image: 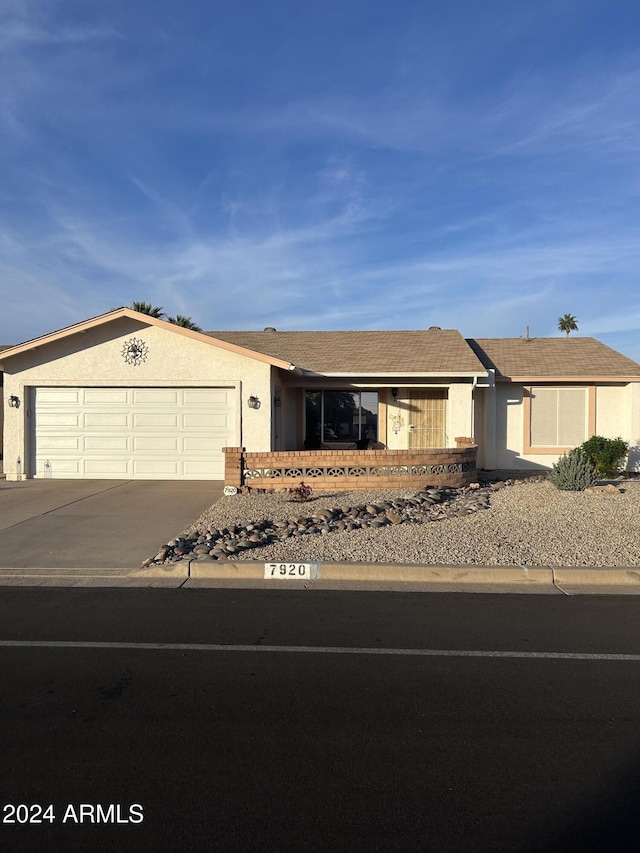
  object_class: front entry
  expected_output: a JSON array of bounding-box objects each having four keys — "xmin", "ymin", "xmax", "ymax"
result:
[{"xmin": 407, "ymin": 389, "xmax": 447, "ymax": 449}]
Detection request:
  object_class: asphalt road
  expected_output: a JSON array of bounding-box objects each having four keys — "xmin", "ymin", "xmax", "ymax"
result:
[{"xmin": 2, "ymin": 589, "xmax": 640, "ymax": 852}]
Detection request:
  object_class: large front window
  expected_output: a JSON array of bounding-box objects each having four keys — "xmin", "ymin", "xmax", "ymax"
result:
[{"xmin": 305, "ymin": 390, "xmax": 378, "ymax": 446}]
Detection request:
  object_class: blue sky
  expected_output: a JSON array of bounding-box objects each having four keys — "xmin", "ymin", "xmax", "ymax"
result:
[{"xmin": 2, "ymin": 0, "xmax": 640, "ymax": 359}]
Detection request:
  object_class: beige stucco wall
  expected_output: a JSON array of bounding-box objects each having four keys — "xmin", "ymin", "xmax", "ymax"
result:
[
  {"xmin": 481, "ymin": 381, "xmax": 640, "ymax": 471},
  {"xmin": 595, "ymin": 384, "xmax": 640, "ymax": 471},
  {"xmin": 2, "ymin": 318, "xmax": 273, "ymax": 479},
  {"xmin": 0, "ymin": 378, "xmax": 4, "ymax": 471},
  {"xmin": 448, "ymin": 383, "xmax": 474, "ymax": 442},
  {"xmin": 628, "ymin": 383, "xmax": 640, "ymax": 471},
  {"xmin": 596, "ymin": 385, "xmax": 630, "ymax": 438},
  {"xmin": 473, "ymin": 387, "xmax": 486, "ymax": 468}
]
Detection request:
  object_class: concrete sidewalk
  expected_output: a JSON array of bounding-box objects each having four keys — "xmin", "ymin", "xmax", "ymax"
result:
[
  {"xmin": 2, "ymin": 559, "xmax": 640, "ymax": 594},
  {"xmin": 0, "ymin": 480, "xmax": 223, "ymax": 569}
]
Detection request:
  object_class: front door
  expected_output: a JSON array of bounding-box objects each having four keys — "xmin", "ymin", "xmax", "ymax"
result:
[{"xmin": 407, "ymin": 389, "xmax": 447, "ymax": 449}]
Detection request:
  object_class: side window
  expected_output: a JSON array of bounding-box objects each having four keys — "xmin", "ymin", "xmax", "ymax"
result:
[{"xmin": 529, "ymin": 387, "xmax": 588, "ymax": 447}]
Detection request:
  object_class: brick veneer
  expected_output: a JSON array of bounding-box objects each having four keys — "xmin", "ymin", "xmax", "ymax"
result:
[{"xmin": 223, "ymin": 440, "xmax": 477, "ymax": 491}]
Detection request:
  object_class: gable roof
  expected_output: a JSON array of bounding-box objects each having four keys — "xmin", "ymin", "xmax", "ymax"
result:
[
  {"xmin": 2, "ymin": 311, "xmax": 640, "ymax": 382},
  {"xmin": 468, "ymin": 337, "xmax": 640, "ymax": 381},
  {"xmin": 207, "ymin": 329, "xmax": 487, "ymax": 376},
  {"xmin": 0, "ymin": 309, "xmax": 296, "ymax": 371}
]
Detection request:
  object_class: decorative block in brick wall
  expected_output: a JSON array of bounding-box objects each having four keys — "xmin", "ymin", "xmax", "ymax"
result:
[{"xmin": 223, "ymin": 445, "xmax": 477, "ymax": 492}]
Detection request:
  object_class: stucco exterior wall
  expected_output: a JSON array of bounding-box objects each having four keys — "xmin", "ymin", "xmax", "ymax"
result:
[
  {"xmin": 384, "ymin": 382, "xmax": 474, "ymax": 451},
  {"xmin": 2, "ymin": 318, "xmax": 273, "ymax": 479},
  {"xmin": 595, "ymin": 385, "xmax": 629, "ymax": 439},
  {"xmin": 447, "ymin": 383, "xmax": 474, "ymax": 444},
  {"xmin": 473, "ymin": 387, "xmax": 486, "ymax": 469},
  {"xmin": 0, "ymin": 378, "xmax": 4, "ymax": 469},
  {"xmin": 482, "ymin": 381, "xmax": 640, "ymax": 471},
  {"xmin": 596, "ymin": 384, "xmax": 640, "ymax": 472}
]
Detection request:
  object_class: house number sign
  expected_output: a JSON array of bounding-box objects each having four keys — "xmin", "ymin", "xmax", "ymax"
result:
[{"xmin": 264, "ymin": 563, "xmax": 318, "ymax": 580}]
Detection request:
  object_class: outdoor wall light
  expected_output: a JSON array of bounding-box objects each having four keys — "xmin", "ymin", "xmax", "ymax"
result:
[
  {"xmin": 248, "ymin": 395, "xmax": 261, "ymax": 409},
  {"xmin": 273, "ymin": 394, "xmax": 282, "ymax": 407},
  {"xmin": 391, "ymin": 388, "xmax": 398, "ymax": 402},
  {"xmin": 8, "ymin": 395, "xmax": 20, "ymax": 408}
]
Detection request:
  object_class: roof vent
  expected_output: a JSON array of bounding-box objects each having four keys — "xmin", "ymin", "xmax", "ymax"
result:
[
  {"xmin": 263, "ymin": 326, "xmax": 277, "ymax": 332},
  {"xmin": 428, "ymin": 326, "xmax": 441, "ymax": 331}
]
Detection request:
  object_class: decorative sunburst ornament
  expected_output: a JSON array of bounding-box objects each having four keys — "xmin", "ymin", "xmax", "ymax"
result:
[{"xmin": 122, "ymin": 337, "xmax": 149, "ymax": 366}]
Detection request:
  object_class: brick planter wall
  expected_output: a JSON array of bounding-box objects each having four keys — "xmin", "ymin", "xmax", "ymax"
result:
[{"xmin": 223, "ymin": 440, "xmax": 477, "ymax": 491}]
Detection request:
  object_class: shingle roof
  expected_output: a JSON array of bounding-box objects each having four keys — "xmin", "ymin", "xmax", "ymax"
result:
[
  {"xmin": 206, "ymin": 329, "xmax": 486, "ymax": 375},
  {"xmin": 468, "ymin": 337, "xmax": 640, "ymax": 379}
]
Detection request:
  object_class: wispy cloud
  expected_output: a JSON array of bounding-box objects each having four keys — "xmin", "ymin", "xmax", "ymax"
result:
[{"xmin": 1, "ymin": 0, "xmax": 640, "ymax": 362}]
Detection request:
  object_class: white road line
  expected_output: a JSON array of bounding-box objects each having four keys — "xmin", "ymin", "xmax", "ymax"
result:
[{"xmin": 0, "ymin": 640, "xmax": 640, "ymax": 661}]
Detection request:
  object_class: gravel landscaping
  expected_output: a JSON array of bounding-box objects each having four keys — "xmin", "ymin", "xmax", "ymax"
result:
[{"xmin": 148, "ymin": 474, "xmax": 640, "ymax": 568}]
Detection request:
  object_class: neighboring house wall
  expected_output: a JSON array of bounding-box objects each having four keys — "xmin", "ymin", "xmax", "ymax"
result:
[{"xmin": 2, "ymin": 318, "xmax": 273, "ymax": 479}]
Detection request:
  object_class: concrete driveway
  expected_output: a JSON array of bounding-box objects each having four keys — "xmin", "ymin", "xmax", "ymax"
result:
[{"xmin": 0, "ymin": 480, "xmax": 224, "ymax": 569}]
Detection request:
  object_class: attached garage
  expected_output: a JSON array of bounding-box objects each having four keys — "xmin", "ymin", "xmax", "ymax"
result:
[
  {"xmin": 0, "ymin": 309, "xmax": 294, "ymax": 481},
  {"xmin": 31, "ymin": 386, "xmax": 238, "ymax": 479}
]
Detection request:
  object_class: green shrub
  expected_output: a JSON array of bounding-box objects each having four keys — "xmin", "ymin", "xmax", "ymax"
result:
[
  {"xmin": 579, "ymin": 435, "xmax": 629, "ymax": 477},
  {"xmin": 550, "ymin": 449, "xmax": 598, "ymax": 491}
]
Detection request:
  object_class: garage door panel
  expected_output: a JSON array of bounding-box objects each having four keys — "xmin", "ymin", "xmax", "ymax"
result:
[
  {"xmin": 40, "ymin": 435, "xmax": 82, "ymax": 451},
  {"xmin": 183, "ymin": 388, "xmax": 231, "ymax": 405},
  {"xmin": 38, "ymin": 388, "xmax": 81, "ymax": 404},
  {"xmin": 133, "ymin": 435, "xmax": 180, "ymax": 452},
  {"xmin": 84, "ymin": 459, "xmax": 132, "ymax": 476},
  {"xmin": 182, "ymin": 458, "xmax": 222, "ymax": 476},
  {"xmin": 133, "ymin": 412, "xmax": 181, "ymax": 428},
  {"xmin": 39, "ymin": 459, "xmax": 83, "ymax": 477},
  {"xmin": 132, "ymin": 459, "xmax": 182, "ymax": 476},
  {"xmin": 182, "ymin": 435, "xmax": 217, "ymax": 452},
  {"xmin": 37, "ymin": 412, "xmax": 81, "ymax": 428},
  {"xmin": 183, "ymin": 412, "xmax": 233, "ymax": 428},
  {"xmin": 84, "ymin": 412, "xmax": 130, "ymax": 428},
  {"xmin": 33, "ymin": 386, "xmax": 237, "ymax": 480},
  {"xmin": 133, "ymin": 389, "xmax": 180, "ymax": 406},
  {"xmin": 85, "ymin": 435, "xmax": 131, "ymax": 452},
  {"xmin": 85, "ymin": 389, "xmax": 130, "ymax": 405}
]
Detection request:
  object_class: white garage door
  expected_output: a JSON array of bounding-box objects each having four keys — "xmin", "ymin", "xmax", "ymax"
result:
[{"xmin": 31, "ymin": 387, "xmax": 238, "ymax": 479}]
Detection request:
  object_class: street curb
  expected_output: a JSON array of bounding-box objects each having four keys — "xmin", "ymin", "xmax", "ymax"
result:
[
  {"xmin": 553, "ymin": 567, "xmax": 640, "ymax": 587},
  {"xmin": 3, "ymin": 564, "xmax": 640, "ymax": 591},
  {"xmin": 185, "ymin": 562, "xmax": 640, "ymax": 589},
  {"xmin": 186, "ymin": 561, "xmax": 554, "ymax": 585}
]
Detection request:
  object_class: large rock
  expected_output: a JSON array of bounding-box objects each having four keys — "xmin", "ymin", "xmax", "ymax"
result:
[{"xmin": 585, "ymin": 484, "xmax": 622, "ymax": 494}]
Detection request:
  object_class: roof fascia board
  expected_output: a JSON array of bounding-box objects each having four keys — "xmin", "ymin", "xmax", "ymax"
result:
[
  {"xmin": 0, "ymin": 309, "xmax": 295, "ymax": 371},
  {"xmin": 498, "ymin": 375, "xmax": 640, "ymax": 383},
  {"xmin": 307, "ymin": 371, "xmax": 488, "ymax": 378}
]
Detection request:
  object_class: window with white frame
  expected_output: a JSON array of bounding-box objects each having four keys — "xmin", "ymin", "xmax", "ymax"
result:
[{"xmin": 529, "ymin": 387, "xmax": 588, "ymax": 448}]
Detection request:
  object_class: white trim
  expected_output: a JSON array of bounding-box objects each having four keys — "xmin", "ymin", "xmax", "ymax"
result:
[{"xmin": 303, "ymin": 371, "xmax": 487, "ymax": 378}]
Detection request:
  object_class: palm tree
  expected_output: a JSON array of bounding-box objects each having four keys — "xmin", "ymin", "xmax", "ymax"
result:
[
  {"xmin": 558, "ymin": 313, "xmax": 578, "ymax": 336},
  {"xmin": 130, "ymin": 301, "xmax": 166, "ymax": 319},
  {"xmin": 166, "ymin": 314, "xmax": 203, "ymax": 332}
]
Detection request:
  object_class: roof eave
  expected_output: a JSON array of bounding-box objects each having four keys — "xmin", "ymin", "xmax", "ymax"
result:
[
  {"xmin": 296, "ymin": 370, "xmax": 488, "ymax": 379},
  {"xmin": 497, "ymin": 375, "xmax": 640, "ymax": 383},
  {"xmin": 0, "ymin": 309, "xmax": 296, "ymax": 371}
]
